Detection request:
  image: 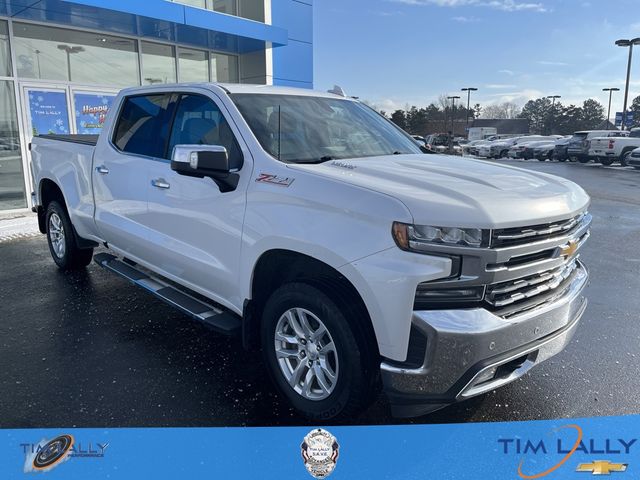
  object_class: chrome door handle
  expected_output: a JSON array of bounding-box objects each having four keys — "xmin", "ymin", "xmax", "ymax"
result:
[
  {"xmin": 95, "ymin": 165, "xmax": 109, "ymax": 174},
  {"xmin": 151, "ymin": 178, "xmax": 170, "ymax": 189}
]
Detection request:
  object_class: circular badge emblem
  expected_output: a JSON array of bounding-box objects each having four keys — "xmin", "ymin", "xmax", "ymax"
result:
[
  {"xmin": 33, "ymin": 434, "xmax": 74, "ymax": 470},
  {"xmin": 301, "ymin": 428, "xmax": 339, "ymax": 479}
]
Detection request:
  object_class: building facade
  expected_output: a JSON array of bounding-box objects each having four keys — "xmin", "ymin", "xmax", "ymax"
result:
[{"xmin": 0, "ymin": 0, "xmax": 313, "ymax": 211}]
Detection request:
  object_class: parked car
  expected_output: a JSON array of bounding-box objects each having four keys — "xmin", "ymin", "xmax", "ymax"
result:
[
  {"xmin": 567, "ymin": 130, "xmax": 627, "ymax": 163},
  {"xmin": 532, "ymin": 141, "xmax": 559, "ymax": 161},
  {"xmin": 412, "ymin": 135, "xmax": 427, "ymax": 148},
  {"xmin": 627, "ymin": 147, "xmax": 640, "ymax": 169},
  {"xmin": 553, "ymin": 137, "xmax": 573, "ymax": 162},
  {"xmin": 588, "ymin": 128, "xmax": 640, "ymax": 166},
  {"xmin": 424, "ymin": 133, "xmax": 462, "ymax": 155},
  {"xmin": 507, "ymin": 137, "xmax": 560, "ymax": 160},
  {"xmin": 481, "ymin": 135, "xmax": 552, "ymax": 159},
  {"xmin": 30, "ymin": 83, "xmax": 591, "ymax": 420}
]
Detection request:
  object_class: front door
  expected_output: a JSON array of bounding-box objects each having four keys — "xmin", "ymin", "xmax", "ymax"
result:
[{"xmin": 144, "ymin": 92, "xmax": 248, "ymax": 310}]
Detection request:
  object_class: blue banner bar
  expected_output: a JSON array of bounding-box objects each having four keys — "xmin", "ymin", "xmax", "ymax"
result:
[{"xmin": 2, "ymin": 415, "xmax": 638, "ymax": 479}]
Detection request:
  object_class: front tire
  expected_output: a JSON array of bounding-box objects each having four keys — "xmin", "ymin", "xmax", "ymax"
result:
[
  {"xmin": 45, "ymin": 201, "xmax": 93, "ymax": 270},
  {"xmin": 621, "ymin": 151, "xmax": 632, "ymax": 167},
  {"xmin": 261, "ymin": 282, "xmax": 376, "ymax": 420}
]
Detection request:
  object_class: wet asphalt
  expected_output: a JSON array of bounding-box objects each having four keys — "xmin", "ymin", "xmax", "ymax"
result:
[{"xmin": 1, "ymin": 159, "xmax": 639, "ymax": 428}]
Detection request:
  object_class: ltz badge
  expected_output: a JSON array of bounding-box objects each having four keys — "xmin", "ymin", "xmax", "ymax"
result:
[{"xmin": 301, "ymin": 429, "xmax": 339, "ymax": 479}]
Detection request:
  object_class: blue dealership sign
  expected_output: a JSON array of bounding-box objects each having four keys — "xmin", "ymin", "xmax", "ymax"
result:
[
  {"xmin": 1, "ymin": 415, "xmax": 640, "ymax": 479},
  {"xmin": 27, "ymin": 90, "xmax": 70, "ymax": 137},
  {"xmin": 74, "ymin": 93, "xmax": 116, "ymax": 134}
]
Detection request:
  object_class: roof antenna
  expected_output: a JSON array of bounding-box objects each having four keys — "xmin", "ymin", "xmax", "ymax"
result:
[{"xmin": 328, "ymin": 85, "xmax": 346, "ymax": 97}]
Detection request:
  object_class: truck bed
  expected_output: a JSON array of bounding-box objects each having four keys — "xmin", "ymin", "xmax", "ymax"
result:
[{"xmin": 38, "ymin": 134, "xmax": 99, "ymax": 146}]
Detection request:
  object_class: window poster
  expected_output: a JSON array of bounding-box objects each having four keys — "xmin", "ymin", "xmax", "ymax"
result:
[
  {"xmin": 27, "ymin": 90, "xmax": 70, "ymax": 136},
  {"xmin": 74, "ymin": 93, "xmax": 116, "ymax": 134}
]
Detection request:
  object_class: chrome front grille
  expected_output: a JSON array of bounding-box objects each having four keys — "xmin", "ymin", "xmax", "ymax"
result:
[
  {"xmin": 413, "ymin": 211, "xmax": 590, "ymax": 318},
  {"xmin": 486, "ymin": 260, "xmax": 578, "ymax": 309},
  {"xmin": 491, "ymin": 212, "xmax": 589, "ymax": 248}
]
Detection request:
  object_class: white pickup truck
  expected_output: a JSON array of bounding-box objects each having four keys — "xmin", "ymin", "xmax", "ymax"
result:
[
  {"xmin": 30, "ymin": 83, "xmax": 591, "ymax": 420},
  {"xmin": 588, "ymin": 128, "xmax": 640, "ymax": 165}
]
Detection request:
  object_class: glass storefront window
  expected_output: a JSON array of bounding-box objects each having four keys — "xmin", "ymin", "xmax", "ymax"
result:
[
  {"xmin": 0, "ymin": 21, "xmax": 10, "ymax": 77},
  {"xmin": 0, "ymin": 81, "xmax": 26, "ymax": 209},
  {"xmin": 212, "ymin": 0, "xmax": 238, "ymax": 16},
  {"xmin": 178, "ymin": 48, "xmax": 209, "ymax": 82},
  {"xmin": 142, "ymin": 42, "xmax": 176, "ymax": 85},
  {"xmin": 176, "ymin": 0, "xmax": 206, "ymax": 7},
  {"xmin": 12, "ymin": 23, "xmax": 138, "ymax": 86},
  {"xmin": 211, "ymin": 53, "xmax": 238, "ymax": 83}
]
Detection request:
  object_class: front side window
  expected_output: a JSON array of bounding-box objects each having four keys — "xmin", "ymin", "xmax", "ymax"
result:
[
  {"xmin": 113, "ymin": 94, "xmax": 172, "ymax": 158},
  {"xmin": 168, "ymin": 94, "xmax": 243, "ymax": 169},
  {"xmin": 231, "ymin": 94, "xmax": 421, "ymax": 163}
]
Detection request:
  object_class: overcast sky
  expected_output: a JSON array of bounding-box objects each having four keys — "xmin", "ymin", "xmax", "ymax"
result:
[{"xmin": 314, "ymin": 0, "xmax": 640, "ymax": 115}]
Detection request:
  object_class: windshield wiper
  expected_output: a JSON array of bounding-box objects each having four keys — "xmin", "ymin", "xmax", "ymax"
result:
[{"xmin": 293, "ymin": 156, "xmax": 335, "ymax": 164}]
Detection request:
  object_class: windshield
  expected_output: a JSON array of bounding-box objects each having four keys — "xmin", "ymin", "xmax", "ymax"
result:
[{"xmin": 231, "ymin": 94, "xmax": 421, "ymax": 163}]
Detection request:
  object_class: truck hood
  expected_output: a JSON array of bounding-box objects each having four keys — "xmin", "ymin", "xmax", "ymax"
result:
[{"xmin": 289, "ymin": 155, "xmax": 589, "ymax": 228}]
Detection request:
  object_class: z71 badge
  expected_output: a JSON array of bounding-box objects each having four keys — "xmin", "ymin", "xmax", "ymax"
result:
[{"xmin": 255, "ymin": 173, "xmax": 295, "ymax": 187}]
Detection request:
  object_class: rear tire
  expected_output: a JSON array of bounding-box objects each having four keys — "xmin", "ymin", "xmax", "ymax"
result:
[
  {"xmin": 45, "ymin": 201, "xmax": 93, "ymax": 270},
  {"xmin": 260, "ymin": 282, "xmax": 377, "ymax": 420},
  {"xmin": 578, "ymin": 156, "xmax": 590, "ymax": 163}
]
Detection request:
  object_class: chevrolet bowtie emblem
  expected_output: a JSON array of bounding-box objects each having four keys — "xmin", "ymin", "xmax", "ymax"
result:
[
  {"xmin": 560, "ymin": 240, "xmax": 579, "ymax": 259},
  {"xmin": 576, "ymin": 460, "xmax": 628, "ymax": 475}
]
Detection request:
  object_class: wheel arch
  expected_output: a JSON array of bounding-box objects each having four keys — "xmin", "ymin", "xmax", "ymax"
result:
[
  {"xmin": 244, "ymin": 249, "xmax": 380, "ymax": 361},
  {"xmin": 38, "ymin": 178, "xmax": 67, "ymax": 234},
  {"xmin": 38, "ymin": 177, "xmax": 97, "ymax": 249}
]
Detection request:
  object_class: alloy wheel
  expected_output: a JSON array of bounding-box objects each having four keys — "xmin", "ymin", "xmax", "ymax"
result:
[{"xmin": 274, "ymin": 307, "xmax": 339, "ymax": 401}]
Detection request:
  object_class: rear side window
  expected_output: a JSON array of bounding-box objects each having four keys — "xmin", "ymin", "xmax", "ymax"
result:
[{"xmin": 113, "ymin": 94, "xmax": 172, "ymax": 158}]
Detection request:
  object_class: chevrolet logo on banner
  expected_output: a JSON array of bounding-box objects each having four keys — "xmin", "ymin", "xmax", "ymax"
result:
[{"xmin": 576, "ymin": 460, "xmax": 628, "ymax": 475}]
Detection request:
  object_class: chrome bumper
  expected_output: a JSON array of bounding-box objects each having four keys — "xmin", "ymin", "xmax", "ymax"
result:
[{"xmin": 381, "ymin": 260, "xmax": 588, "ymax": 417}]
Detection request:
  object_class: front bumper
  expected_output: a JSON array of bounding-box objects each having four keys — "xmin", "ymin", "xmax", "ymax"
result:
[{"xmin": 381, "ymin": 260, "xmax": 588, "ymax": 418}]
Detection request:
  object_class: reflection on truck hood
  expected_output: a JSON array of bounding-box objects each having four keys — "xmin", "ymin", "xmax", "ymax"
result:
[{"xmin": 289, "ymin": 154, "xmax": 589, "ymax": 228}]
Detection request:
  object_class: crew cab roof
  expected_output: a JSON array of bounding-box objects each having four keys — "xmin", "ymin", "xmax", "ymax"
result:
[{"xmin": 117, "ymin": 82, "xmax": 352, "ymax": 100}]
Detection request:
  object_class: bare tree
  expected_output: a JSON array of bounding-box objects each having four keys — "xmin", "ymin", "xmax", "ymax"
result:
[{"xmin": 481, "ymin": 101, "xmax": 521, "ymax": 119}]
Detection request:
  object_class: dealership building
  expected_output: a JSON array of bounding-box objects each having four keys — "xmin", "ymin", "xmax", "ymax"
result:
[{"xmin": 0, "ymin": 0, "xmax": 313, "ymax": 211}]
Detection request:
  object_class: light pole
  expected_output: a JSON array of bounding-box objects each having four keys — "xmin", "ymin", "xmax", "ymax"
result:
[
  {"xmin": 615, "ymin": 38, "xmax": 640, "ymax": 130},
  {"xmin": 57, "ymin": 44, "xmax": 85, "ymax": 82},
  {"xmin": 546, "ymin": 95, "xmax": 561, "ymax": 134},
  {"xmin": 461, "ymin": 87, "xmax": 478, "ymax": 129},
  {"xmin": 447, "ymin": 95, "xmax": 460, "ymax": 133},
  {"xmin": 602, "ymin": 87, "xmax": 620, "ymax": 129},
  {"xmin": 447, "ymin": 95, "xmax": 460, "ymax": 153}
]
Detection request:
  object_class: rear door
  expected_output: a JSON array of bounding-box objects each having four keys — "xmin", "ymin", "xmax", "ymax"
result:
[
  {"xmin": 143, "ymin": 92, "xmax": 249, "ymax": 309},
  {"xmin": 92, "ymin": 93, "xmax": 174, "ymax": 260}
]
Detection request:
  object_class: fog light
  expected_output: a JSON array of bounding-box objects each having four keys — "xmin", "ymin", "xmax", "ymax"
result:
[
  {"xmin": 414, "ymin": 285, "xmax": 485, "ymax": 309},
  {"xmin": 474, "ymin": 366, "xmax": 498, "ymax": 385}
]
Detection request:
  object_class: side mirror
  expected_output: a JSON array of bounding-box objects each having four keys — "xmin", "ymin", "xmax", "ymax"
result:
[
  {"xmin": 171, "ymin": 144, "xmax": 239, "ymax": 192},
  {"xmin": 171, "ymin": 145, "xmax": 230, "ymax": 176}
]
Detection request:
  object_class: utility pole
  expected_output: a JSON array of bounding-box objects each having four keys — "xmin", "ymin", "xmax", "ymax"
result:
[
  {"xmin": 546, "ymin": 95, "xmax": 561, "ymax": 134},
  {"xmin": 615, "ymin": 38, "xmax": 640, "ymax": 130},
  {"xmin": 447, "ymin": 95, "xmax": 460, "ymax": 154},
  {"xmin": 461, "ymin": 87, "xmax": 478, "ymax": 130},
  {"xmin": 602, "ymin": 88, "xmax": 620, "ymax": 129}
]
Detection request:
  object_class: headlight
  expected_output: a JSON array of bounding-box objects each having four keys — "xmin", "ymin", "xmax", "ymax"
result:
[{"xmin": 392, "ymin": 222, "xmax": 489, "ymax": 250}]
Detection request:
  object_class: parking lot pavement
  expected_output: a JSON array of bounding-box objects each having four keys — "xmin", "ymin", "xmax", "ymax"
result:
[{"xmin": 1, "ymin": 159, "xmax": 640, "ymax": 428}]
